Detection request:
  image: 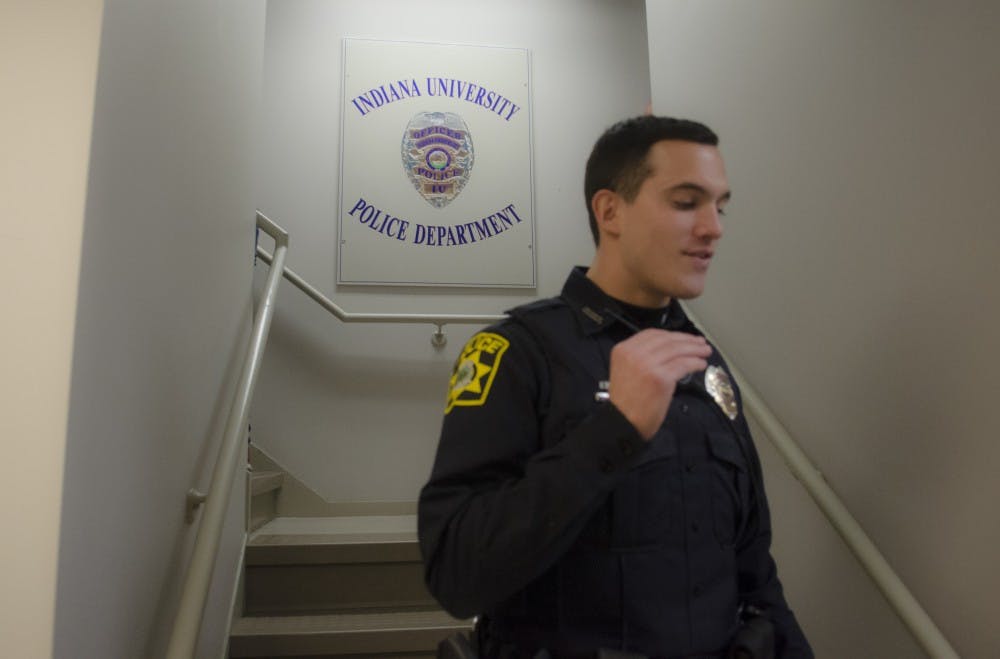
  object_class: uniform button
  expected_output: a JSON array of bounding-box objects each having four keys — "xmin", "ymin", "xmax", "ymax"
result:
[
  {"xmin": 681, "ymin": 403, "xmax": 690, "ymax": 414},
  {"xmin": 600, "ymin": 458, "xmax": 614, "ymax": 473}
]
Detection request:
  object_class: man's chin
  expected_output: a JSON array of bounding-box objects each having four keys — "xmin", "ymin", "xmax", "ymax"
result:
[
  {"xmin": 670, "ymin": 280, "xmax": 707, "ymax": 300},
  {"xmin": 686, "ymin": 272, "xmax": 712, "ymax": 297}
]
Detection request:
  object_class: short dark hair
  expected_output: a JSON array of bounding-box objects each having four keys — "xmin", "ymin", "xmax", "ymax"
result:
[{"xmin": 584, "ymin": 115, "xmax": 719, "ymax": 244}]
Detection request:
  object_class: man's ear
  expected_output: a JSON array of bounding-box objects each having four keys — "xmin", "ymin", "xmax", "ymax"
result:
[{"xmin": 591, "ymin": 189, "xmax": 622, "ymax": 239}]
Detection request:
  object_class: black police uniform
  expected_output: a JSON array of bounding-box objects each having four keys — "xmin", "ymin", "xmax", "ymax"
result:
[{"xmin": 419, "ymin": 267, "xmax": 813, "ymax": 659}]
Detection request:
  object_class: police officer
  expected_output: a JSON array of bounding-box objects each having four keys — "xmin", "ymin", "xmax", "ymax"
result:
[{"xmin": 418, "ymin": 116, "xmax": 813, "ymax": 659}]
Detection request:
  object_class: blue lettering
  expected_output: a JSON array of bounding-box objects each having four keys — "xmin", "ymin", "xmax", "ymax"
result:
[
  {"xmin": 496, "ymin": 209, "xmax": 513, "ymax": 229},
  {"xmin": 348, "ymin": 198, "xmax": 411, "ymax": 242},
  {"xmin": 383, "ymin": 216, "xmax": 398, "ymax": 236},
  {"xmin": 351, "ymin": 79, "xmax": 421, "ymax": 117},
  {"xmin": 413, "ymin": 223, "xmax": 427, "ymax": 244},
  {"xmin": 412, "ymin": 126, "xmax": 463, "ymax": 140},
  {"xmin": 414, "ymin": 167, "xmax": 462, "ymax": 182},
  {"xmin": 473, "ymin": 219, "xmax": 493, "ymax": 239},
  {"xmin": 412, "ymin": 78, "xmax": 518, "ymax": 121},
  {"xmin": 416, "ymin": 136, "xmax": 461, "ymax": 150},
  {"xmin": 348, "ymin": 197, "xmax": 367, "ymax": 215},
  {"xmin": 356, "ymin": 95, "xmax": 377, "ymax": 115},
  {"xmin": 463, "ymin": 222, "xmax": 480, "ymax": 243},
  {"xmin": 505, "ymin": 203, "xmax": 522, "ymax": 222}
]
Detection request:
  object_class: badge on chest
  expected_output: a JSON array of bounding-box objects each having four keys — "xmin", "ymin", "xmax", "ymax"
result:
[{"xmin": 705, "ymin": 365, "xmax": 738, "ymax": 420}]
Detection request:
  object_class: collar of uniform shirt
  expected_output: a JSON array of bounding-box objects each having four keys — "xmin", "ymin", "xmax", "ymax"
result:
[{"xmin": 601, "ymin": 307, "xmax": 641, "ymax": 334}]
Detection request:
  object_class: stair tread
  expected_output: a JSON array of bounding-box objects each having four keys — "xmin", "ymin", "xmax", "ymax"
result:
[
  {"xmin": 231, "ymin": 609, "xmax": 468, "ymax": 636},
  {"xmin": 246, "ymin": 515, "xmax": 422, "ymax": 565},
  {"xmin": 249, "ymin": 515, "xmax": 417, "ymax": 546},
  {"xmin": 249, "ymin": 531, "xmax": 416, "ymax": 546}
]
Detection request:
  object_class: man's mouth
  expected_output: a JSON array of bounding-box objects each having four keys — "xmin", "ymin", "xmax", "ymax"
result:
[{"xmin": 683, "ymin": 249, "xmax": 714, "ymax": 262}]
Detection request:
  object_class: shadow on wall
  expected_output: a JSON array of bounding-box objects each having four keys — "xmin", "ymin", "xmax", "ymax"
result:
[{"xmin": 263, "ymin": 307, "xmax": 454, "ymax": 400}]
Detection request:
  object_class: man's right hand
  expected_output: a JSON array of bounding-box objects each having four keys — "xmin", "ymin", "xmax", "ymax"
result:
[{"xmin": 608, "ymin": 329, "xmax": 712, "ymax": 440}]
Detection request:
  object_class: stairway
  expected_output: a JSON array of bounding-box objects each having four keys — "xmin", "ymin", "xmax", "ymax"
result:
[{"xmin": 229, "ymin": 471, "xmax": 470, "ymax": 658}]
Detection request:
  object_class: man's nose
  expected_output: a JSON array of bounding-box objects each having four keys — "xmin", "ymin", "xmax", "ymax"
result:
[{"xmin": 694, "ymin": 206, "xmax": 723, "ymax": 240}]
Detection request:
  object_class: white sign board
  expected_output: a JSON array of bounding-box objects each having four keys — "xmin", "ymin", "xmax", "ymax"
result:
[{"xmin": 338, "ymin": 38, "xmax": 535, "ymax": 287}]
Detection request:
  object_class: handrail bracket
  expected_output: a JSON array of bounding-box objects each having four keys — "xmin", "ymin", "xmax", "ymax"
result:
[
  {"xmin": 185, "ymin": 489, "xmax": 207, "ymax": 524},
  {"xmin": 432, "ymin": 324, "xmax": 447, "ymax": 348}
]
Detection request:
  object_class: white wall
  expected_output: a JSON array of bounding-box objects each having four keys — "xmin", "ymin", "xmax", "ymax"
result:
[
  {"xmin": 52, "ymin": 1, "xmax": 266, "ymax": 657},
  {"xmin": 253, "ymin": 0, "xmax": 650, "ymax": 503},
  {"xmin": 0, "ymin": 2, "xmax": 104, "ymax": 657},
  {"xmin": 647, "ymin": 1, "xmax": 1000, "ymax": 656}
]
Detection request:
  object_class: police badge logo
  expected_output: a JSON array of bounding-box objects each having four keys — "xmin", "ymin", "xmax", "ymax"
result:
[
  {"xmin": 402, "ymin": 111, "xmax": 474, "ymax": 208},
  {"xmin": 705, "ymin": 365, "xmax": 739, "ymax": 420},
  {"xmin": 445, "ymin": 332, "xmax": 509, "ymax": 414}
]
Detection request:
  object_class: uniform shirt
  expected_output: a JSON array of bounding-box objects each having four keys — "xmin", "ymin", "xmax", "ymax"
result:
[{"xmin": 419, "ymin": 267, "xmax": 812, "ymax": 659}]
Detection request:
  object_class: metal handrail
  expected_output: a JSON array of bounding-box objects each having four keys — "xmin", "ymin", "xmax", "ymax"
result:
[
  {"xmin": 685, "ymin": 308, "xmax": 960, "ymax": 659},
  {"xmin": 254, "ymin": 246, "xmax": 504, "ymax": 346},
  {"xmin": 164, "ymin": 212, "xmax": 289, "ymax": 659},
  {"xmin": 165, "ymin": 212, "xmax": 505, "ymax": 657}
]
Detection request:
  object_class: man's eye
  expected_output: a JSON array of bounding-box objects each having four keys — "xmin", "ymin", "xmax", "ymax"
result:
[{"xmin": 672, "ymin": 200, "xmax": 696, "ymax": 210}]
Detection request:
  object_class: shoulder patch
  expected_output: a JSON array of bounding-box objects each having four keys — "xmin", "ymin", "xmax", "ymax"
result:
[{"xmin": 445, "ymin": 332, "xmax": 510, "ymax": 414}]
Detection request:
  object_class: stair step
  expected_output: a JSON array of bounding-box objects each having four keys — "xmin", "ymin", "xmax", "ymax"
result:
[
  {"xmin": 229, "ymin": 609, "xmax": 470, "ymax": 657},
  {"xmin": 251, "ymin": 515, "xmax": 418, "ymax": 537},
  {"xmin": 249, "ymin": 471, "xmax": 284, "ymax": 531},
  {"xmin": 250, "ymin": 470, "xmax": 284, "ymax": 496},
  {"xmin": 248, "ymin": 515, "xmax": 420, "ymax": 564},
  {"xmin": 244, "ymin": 516, "xmax": 433, "ymax": 615}
]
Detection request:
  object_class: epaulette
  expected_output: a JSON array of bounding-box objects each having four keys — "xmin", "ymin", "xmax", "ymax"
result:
[{"xmin": 504, "ymin": 296, "xmax": 566, "ymax": 320}]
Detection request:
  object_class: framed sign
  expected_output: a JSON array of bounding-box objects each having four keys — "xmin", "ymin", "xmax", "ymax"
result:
[{"xmin": 338, "ymin": 38, "xmax": 535, "ymax": 287}]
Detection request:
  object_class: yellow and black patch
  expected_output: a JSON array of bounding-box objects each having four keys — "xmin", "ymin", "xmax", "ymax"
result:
[{"xmin": 445, "ymin": 332, "xmax": 510, "ymax": 413}]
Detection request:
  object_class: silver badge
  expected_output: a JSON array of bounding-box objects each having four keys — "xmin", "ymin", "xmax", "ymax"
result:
[
  {"xmin": 705, "ymin": 365, "xmax": 738, "ymax": 420},
  {"xmin": 401, "ymin": 111, "xmax": 474, "ymax": 208}
]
